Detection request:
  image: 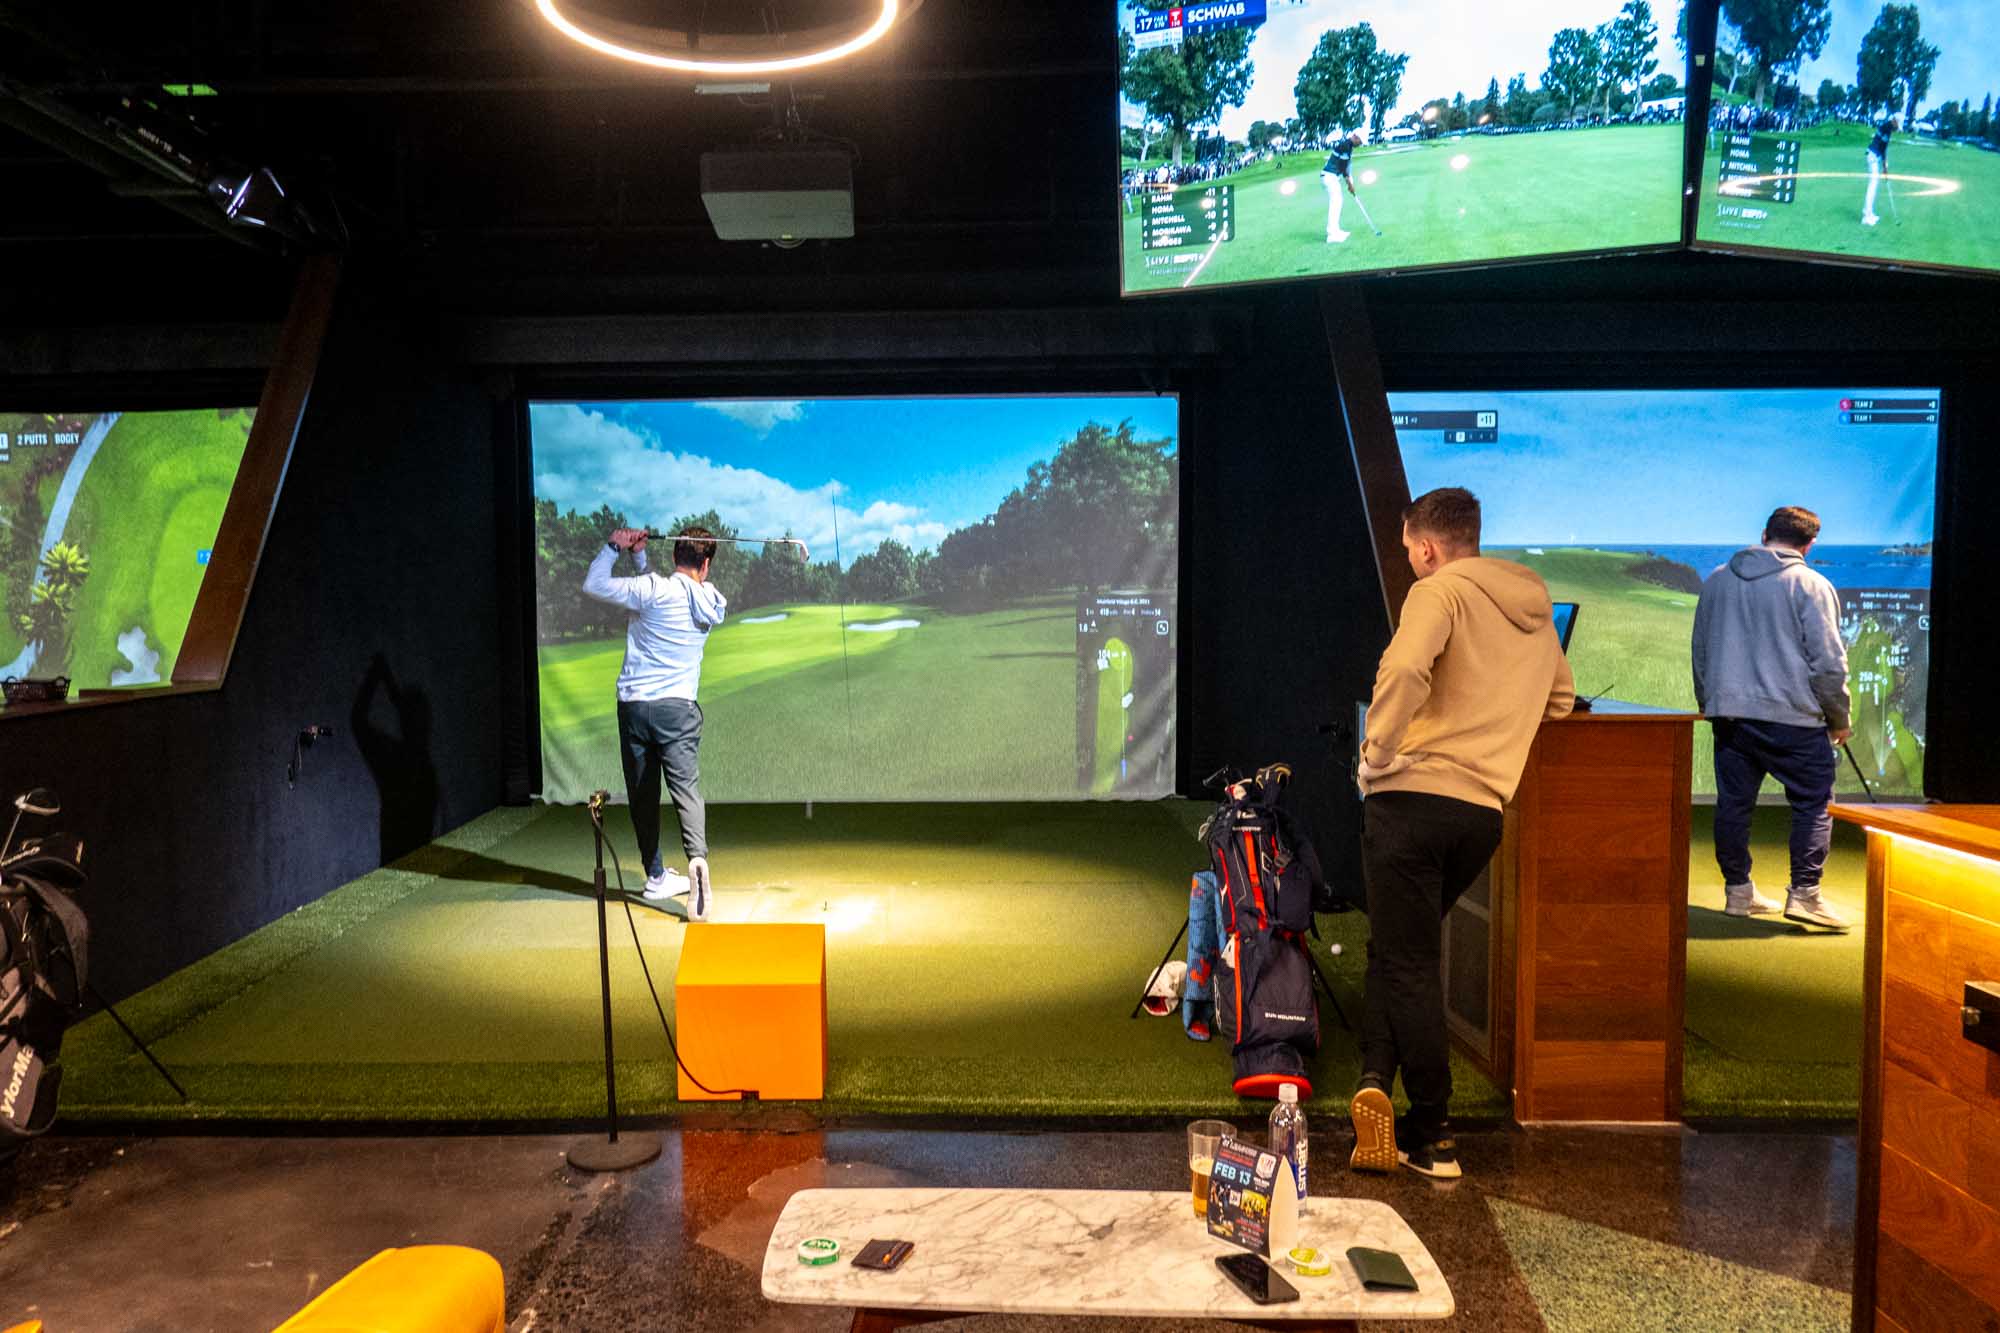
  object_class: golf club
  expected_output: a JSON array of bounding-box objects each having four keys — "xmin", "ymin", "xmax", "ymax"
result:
[
  {"xmin": 1841, "ymin": 741, "xmax": 1879, "ymax": 803},
  {"xmin": 1, "ymin": 788, "xmax": 58, "ymax": 863},
  {"xmin": 1350, "ymin": 190, "xmax": 1384, "ymax": 237},
  {"xmin": 1885, "ymin": 174, "xmax": 1901, "ymax": 223},
  {"xmin": 642, "ymin": 532, "xmax": 810, "ymax": 560}
]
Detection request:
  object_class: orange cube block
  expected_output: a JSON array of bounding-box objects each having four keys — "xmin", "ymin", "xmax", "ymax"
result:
[{"xmin": 675, "ymin": 923, "xmax": 827, "ymax": 1101}]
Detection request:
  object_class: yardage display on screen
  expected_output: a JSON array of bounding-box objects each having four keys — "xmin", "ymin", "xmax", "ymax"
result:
[
  {"xmin": 1693, "ymin": 1, "xmax": 2000, "ymax": 276},
  {"xmin": 1389, "ymin": 387, "xmax": 1939, "ymax": 796},
  {"xmin": 0, "ymin": 408, "xmax": 255, "ymax": 692},
  {"xmin": 529, "ymin": 397, "xmax": 1179, "ymax": 804},
  {"xmin": 1117, "ymin": 0, "xmax": 1686, "ymax": 294}
]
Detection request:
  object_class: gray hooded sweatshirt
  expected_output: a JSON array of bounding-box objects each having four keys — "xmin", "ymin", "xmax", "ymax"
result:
[{"xmin": 1690, "ymin": 545, "xmax": 1850, "ymax": 732}]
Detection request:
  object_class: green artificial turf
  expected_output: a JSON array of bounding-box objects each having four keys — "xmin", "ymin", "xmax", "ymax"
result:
[
  {"xmin": 539, "ymin": 594, "xmax": 1103, "ymax": 803},
  {"xmin": 63, "ymin": 800, "xmax": 1863, "ymax": 1125},
  {"xmin": 1696, "ymin": 122, "xmax": 2000, "ymax": 273},
  {"xmin": 1122, "ymin": 126, "xmax": 1682, "ymax": 292}
]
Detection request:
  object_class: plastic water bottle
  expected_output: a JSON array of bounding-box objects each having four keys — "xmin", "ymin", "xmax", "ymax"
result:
[{"xmin": 1269, "ymin": 1082, "xmax": 1308, "ymax": 1215}]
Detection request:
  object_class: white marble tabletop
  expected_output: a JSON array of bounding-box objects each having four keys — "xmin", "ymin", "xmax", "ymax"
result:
[{"xmin": 761, "ymin": 1187, "xmax": 1454, "ymax": 1322}]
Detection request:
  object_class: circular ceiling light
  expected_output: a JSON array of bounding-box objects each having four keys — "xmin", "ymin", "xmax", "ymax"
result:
[{"xmin": 533, "ymin": 0, "xmax": 914, "ymax": 76}]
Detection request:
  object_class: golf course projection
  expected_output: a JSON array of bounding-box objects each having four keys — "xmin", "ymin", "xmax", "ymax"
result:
[
  {"xmin": 1694, "ymin": 1, "xmax": 2000, "ymax": 276},
  {"xmin": 0, "ymin": 408, "xmax": 255, "ymax": 691},
  {"xmin": 1390, "ymin": 388, "xmax": 1938, "ymax": 796},
  {"xmin": 1118, "ymin": 0, "xmax": 1685, "ymax": 293},
  {"xmin": 530, "ymin": 397, "xmax": 1179, "ymax": 804}
]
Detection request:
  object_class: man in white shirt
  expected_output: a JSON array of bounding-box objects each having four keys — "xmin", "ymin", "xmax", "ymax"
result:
[{"xmin": 583, "ymin": 526, "xmax": 727, "ymax": 920}]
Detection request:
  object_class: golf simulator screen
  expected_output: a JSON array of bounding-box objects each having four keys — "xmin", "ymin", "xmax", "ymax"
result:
[
  {"xmin": 1117, "ymin": 0, "xmax": 1686, "ymax": 293},
  {"xmin": 1693, "ymin": 1, "xmax": 2000, "ymax": 275},
  {"xmin": 529, "ymin": 397, "xmax": 1180, "ymax": 804},
  {"xmin": 0, "ymin": 408, "xmax": 255, "ymax": 692},
  {"xmin": 1389, "ymin": 387, "xmax": 1938, "ymax": 796}
]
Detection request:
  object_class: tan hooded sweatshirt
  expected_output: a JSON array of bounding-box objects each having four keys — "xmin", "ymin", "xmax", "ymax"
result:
[{"xmin": 1362, "ymin": 556, "xmax": 1576, "ymax": 810}]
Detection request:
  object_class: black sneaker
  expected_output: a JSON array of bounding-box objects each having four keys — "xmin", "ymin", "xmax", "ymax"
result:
[
  {"xmin": 1348, "ymin": 1081, "xmax": 1397, "ymax": 1173},
  {"xmin": 1398, "ymin": 1134, "xmax": 1462, "ymax": 1181}
]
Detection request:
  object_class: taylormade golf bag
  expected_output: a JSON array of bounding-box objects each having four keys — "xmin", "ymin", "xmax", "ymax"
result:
[
  {"xmin": 1204, "ymin": 764, "xmax": 1333, "ymax": 1098},
  {"xmin": 0, "ymin": 827, "xmax": 89, "ymax": 1142}
]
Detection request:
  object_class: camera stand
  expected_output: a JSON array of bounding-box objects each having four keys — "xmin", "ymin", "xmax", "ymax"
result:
[{"xmin": 566, "ymin": 793, "xmax": 660, "ymax": 1173}]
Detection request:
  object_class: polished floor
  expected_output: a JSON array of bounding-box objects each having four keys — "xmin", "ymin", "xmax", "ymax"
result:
[{"xmin": 0, "ymin": 1121, "xmax": 1852, "ymax": 1331}]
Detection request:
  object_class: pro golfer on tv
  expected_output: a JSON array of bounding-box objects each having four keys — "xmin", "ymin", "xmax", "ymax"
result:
[{"xmin": 584, "ymin": 526, "xmax": 726, "ymax": 920}]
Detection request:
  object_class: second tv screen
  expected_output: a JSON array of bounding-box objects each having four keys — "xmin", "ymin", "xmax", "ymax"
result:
[{"xmin": 1118, "ymin": 0, "xmax": 1686, "ymax": 293}]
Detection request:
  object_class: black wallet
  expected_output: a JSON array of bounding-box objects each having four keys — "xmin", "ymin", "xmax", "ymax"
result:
[
  {"xmin": 852, "ymin": 1239, "xmax": 915, "ymax": 1271},
  {"xmin": 1346, "ymin": 1246, "xmax": 1419, "ymax": 1291}
]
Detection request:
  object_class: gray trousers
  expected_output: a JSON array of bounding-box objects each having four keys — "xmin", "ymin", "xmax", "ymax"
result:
[{"xmin": 616, "ymin": 697, "xmax": 707, "ymax": 875}]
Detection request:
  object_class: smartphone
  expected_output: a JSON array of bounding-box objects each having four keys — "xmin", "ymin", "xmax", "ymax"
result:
[
  {"xmin": 1215, "ymin": 1252, "xmax": 1300, "ymax": 1305},
  {"xmin": 1346, "ymin": 1246, "xmax": 1419, "ymax": 1292}
]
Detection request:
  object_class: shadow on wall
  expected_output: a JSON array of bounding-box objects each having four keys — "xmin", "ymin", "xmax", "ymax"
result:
[{"xmin": 350, "ymin": 653, "xmax": 440, "ymax": 866}]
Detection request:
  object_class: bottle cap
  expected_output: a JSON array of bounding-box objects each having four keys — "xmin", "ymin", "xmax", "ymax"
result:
[
  {"xmin": 1278, "ymin": 1082, "xmax": 1299, "ymax": 1103},
  {"xmin": 797, "ymin": 1237, "xmax": 841, "ymax": 1266},
  {"xmin": 1286, "ymin": 1245, "xmax": 1332, "ymax": 1277}
]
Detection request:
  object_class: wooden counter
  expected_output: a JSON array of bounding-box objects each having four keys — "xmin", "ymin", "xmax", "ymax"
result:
[{"xmin": 1831, "ymin": 803, "xmax": 2000, "ymax": 1333}]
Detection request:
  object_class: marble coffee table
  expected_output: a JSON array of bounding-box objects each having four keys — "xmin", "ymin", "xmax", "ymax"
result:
[{"xmin": 762, "ymin": 1187, "xmax": 1453, "ymax": 1331}]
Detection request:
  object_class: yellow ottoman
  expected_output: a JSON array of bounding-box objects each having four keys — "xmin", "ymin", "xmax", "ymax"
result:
[
  {"xmin": 675, "ymin": 923, "xmax": 827, "ymax": 1101},
  {"xmin": 274, "ymin": 1245, "xmax": 503, "ymax": 1333}
]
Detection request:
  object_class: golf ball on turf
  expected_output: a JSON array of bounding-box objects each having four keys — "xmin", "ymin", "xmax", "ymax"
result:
[
  {"xmin": 1450, "ymin": 154, "xmax": 1471, "ymax": 171},
  {"xmin": 1280, "ymin": 179, "xmax": 1297, "ymax": 195},
  {"xmin": 1360, "ymin": 169, "xmax": 1379, "ymax": 186}
]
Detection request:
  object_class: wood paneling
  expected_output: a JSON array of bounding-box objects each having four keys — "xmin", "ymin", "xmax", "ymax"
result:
[
  {"xmin": 1879, "ymin": 1145, "xmax": 2000, "ymax": 1316},
  {"xmin": 1525, "ymin": 1041, "xmax": 1669, "ymax": 1122},
  {"xmin": 1876, "ymin": 1235, "xmax": 2000, "ymax": 1333}
]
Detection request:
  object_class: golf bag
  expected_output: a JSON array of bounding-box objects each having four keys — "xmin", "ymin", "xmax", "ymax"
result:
[
  {"xmin": 0, "ymin": 829, "xmax": 89, "ymax": 1142},
  {"xmin": 1204, "ymin": 764, "xmax": 1334, "ymax": 1098}
]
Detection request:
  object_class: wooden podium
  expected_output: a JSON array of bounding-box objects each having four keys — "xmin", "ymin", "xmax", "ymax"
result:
[{"xmin": 1444, "ymin": 701, "xmax": 1696, "ymax": 1123}]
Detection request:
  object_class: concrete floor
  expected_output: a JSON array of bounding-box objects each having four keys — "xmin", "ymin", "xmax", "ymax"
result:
[{"xmin": 0, "ymin": 1121, "xmax": 1854, "ymax": 1331}]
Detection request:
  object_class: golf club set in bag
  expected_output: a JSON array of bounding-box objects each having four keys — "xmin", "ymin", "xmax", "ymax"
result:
[{"xmin": 0, "ymin": 789, "xmax": 90, "ymax": 1142}]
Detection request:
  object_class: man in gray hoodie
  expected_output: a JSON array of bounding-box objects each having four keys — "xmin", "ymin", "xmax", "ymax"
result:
[{"xmin": 1690, "ymin": 506, "xmax": 1851, "ymax": 931}]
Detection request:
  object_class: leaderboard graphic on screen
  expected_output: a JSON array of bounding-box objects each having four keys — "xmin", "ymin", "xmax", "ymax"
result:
[
  {"xmin": 0, "ymin": 409, "xmax": 255, "ymax": 692},
  {"xmin": 1117, "ymin": 0, "xmax": 1686, "ymax": 293},
  {"xmin": 1390, "ymin": 388, "xmax": 1937, "ymax": 796},
  {"xmin": 1694, "ymin": 1, "xmax": 2000, "ymax": 275},
  {"xmin": 529, "ymin": 397, "xmax": 1179, "ymax": 804}
]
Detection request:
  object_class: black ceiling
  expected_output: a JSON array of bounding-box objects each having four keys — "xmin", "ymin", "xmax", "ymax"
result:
[{"xmin": 1, "ymin": 1, "xmax": 1990, "ymax": 325}]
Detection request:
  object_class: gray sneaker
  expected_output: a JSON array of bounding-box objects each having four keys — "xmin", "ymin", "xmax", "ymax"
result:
[
  {"xmin": 1783, "ymin": 888, "xmax": 1851, "ymax": 932},
  {"xmin": 1724, "ymin": 880, "xmax": 1781, "ymax": 917}
]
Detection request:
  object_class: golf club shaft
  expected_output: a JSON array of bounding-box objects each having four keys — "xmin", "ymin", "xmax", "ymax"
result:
[
  {"xmin": 1350, "ymin": 192, "xmax": 1382, "ymax": 235},
  {"xmin": 1841, "ymin": 741, "xmax": 1879, "ymax": 803},
  {"xmin": 641, "ymin": 532, "xmax": 806, "ymax": 547}
]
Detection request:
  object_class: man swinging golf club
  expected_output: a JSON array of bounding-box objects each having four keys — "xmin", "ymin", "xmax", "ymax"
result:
[
  {"xmin": 1322, "ymin": 129, "xmax": 1366, "ymax": 242},
  {"xmin": 584, "ymin": 526, "xmax": 725, "ymax": 920},
  {"xmin": 1862, "ymin": 116, "xmax": 1897, "ymax": 228}
]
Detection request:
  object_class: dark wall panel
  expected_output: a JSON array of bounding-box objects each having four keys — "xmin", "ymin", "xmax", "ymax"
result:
[{"xmin": 0, "ymin": 290, "xmax": 505, "ymax": 1004}]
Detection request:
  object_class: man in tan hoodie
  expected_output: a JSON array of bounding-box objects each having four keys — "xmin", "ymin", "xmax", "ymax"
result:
[{"xmin": 1349, "ymin": 488, "xmax": 1574, "ymax": 1180}]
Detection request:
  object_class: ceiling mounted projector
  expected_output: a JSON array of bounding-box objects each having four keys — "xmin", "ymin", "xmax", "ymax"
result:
[{"xmin": 700, "ymin": 147, "xmax": 854, "ymax": 242}]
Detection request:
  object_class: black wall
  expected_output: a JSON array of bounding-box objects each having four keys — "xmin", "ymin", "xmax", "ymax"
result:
[{"xmin": 0, "ymin": 276, "xmax": 506, "ymax": 1003}]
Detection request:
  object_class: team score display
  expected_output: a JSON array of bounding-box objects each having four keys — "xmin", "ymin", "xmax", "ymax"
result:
[
  {"xmin": 1141, "ymin": 185, "xmax": 1235, "ymax": 251},
  {"xmin": 1717, "ymin": 134, "xmax": 1800, "ymax": 205}
]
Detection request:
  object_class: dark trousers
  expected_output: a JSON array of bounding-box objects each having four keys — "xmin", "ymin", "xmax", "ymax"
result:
[
  {"xmin": 616, "ymin": 697, "xmax": 707, "ymax": 876},
  {"xmin": 1711, "ymin": 718, "xmax": 1835, "ymax": 891},
  {"xmin": 1359, "ymin": 791, "xmax": 1504, "ymax": 1141}
]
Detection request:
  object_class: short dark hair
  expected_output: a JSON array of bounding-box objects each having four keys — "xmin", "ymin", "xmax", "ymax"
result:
[
  {"xmin": 1764, "ymin": 506, "xmax": 1821, "ymax": 547},
  {"xmin": 1403, "ymin": 487, "xmax": 1481, "ymax": 550},
  {"xmin": 674, "ymin": 527, "xmax": 718, "ymax": 569}
]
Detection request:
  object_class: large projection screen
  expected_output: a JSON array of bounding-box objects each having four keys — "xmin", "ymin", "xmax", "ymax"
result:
[
  {"xmin": 1118, "ymin": 0, "xmax": 1686, "ymax": 294},
  {"xmin": 1, "ymin": 408, "xmax": 256, "ymax": 691},
  {"xmin": 530, "ymin": 396, "xmax": 1180, "ymax": 804},
  {"xmin": 1692, "ymin": 1, "xmax": 2000, "ymax": 276},
  {"xmin": 1390, "ymin": 387, "xmax": 1938, "ymax": 796}
]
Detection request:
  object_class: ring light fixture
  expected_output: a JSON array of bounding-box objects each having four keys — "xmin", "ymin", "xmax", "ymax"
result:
[{"xmin": 533, "ymin": 0, "xmax": 910, "ymax": 76}]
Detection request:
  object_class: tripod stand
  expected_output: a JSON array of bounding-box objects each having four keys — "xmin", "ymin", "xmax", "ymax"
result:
[{"xmin": 565, "ymin": 791, "xmax": 660, "ymax": 1173}]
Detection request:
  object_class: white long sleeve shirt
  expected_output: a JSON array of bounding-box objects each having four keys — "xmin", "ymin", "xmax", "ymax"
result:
[{"xmin": 582, "ymin": 544, "xmax": 728, "ymax": 702}]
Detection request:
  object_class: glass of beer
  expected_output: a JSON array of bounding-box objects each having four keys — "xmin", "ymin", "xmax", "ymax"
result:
[{"xmin": 1188, "ymin": 1120, "xmax": 1233, "ymax": 1219}]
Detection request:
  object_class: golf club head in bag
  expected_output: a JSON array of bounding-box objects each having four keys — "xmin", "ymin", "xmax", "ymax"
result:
[{"xmin": 0, "ymin": 794, "xmax": 90, "ymax": 1142}]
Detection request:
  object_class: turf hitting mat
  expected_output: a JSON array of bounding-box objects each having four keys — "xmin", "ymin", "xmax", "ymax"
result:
[{"xmin": 62, "ymin": 801, "xmax": 1863, "ymax": 1124}]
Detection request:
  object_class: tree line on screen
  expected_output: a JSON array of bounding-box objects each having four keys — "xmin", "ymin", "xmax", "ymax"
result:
[
  {"xmin": 0, "ymin": 418, "xmax": 91, "ymax": 671},
  {"xmin": 535, "ymin": 420, "xmax": 1177, "ymax": 642},
  {"xmin": 1119, "ymin": 1, "xmax": 1669, "ymax": 167}
]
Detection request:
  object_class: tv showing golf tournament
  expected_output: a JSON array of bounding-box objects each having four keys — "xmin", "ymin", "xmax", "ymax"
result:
[
  {"xmin": 0, "ymin": 408, "xmax": 255, "ymax": 692},
  {"xmin": 1390, "ymin": 387, "xmax": 1938, "ymax": 796},
  {"xmin": 1693, "ymin": 1, "xmax": 2000, "ymax": 275},
  {"xmin": 1117, "ymin": 0, "xmax": 1686, "ymax": 293},
  {"xmin": 530, "ymin": 397, "xmax": 1180, "ymax": 804}
]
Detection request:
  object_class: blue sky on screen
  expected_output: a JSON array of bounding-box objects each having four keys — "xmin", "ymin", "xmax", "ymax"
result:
[
  {"xmin": 1391, "ymin": 388, "xmax": 1938, "ymax": 546},
  {"xmin": 1791, "ymin": 1, "xmax": 1992, "ymax": 113},
  {"xmin": 530, "ymin": 396, "xmax": 1179, "ymax": 566},
  {"xmin": 1119, "ymin": 0, "xmax": 1672, "ymax": 140}
]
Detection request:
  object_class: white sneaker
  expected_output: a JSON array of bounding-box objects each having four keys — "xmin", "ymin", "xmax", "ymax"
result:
[
  {"xmin": 1862, "ymin": 214, "xmax": 1880, "ymax": 227},
  {"xmin": 642, "ymin": 867, "xmax": 688, "ymax": 902},
  {"xmin": 1723, "ymin": 880, "xmax": 1781, "ymax": 917},
  {"xmin": 1326, "ymin": 229, "xmax": 1351, "ymax": 243},
  {"xmin": 1783, "ymin": 888, "xmax": 1851, "ymax": 932},
  {"xmin": 688, "ymin": 857, "xmax": 712, "ymax": 922}
]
